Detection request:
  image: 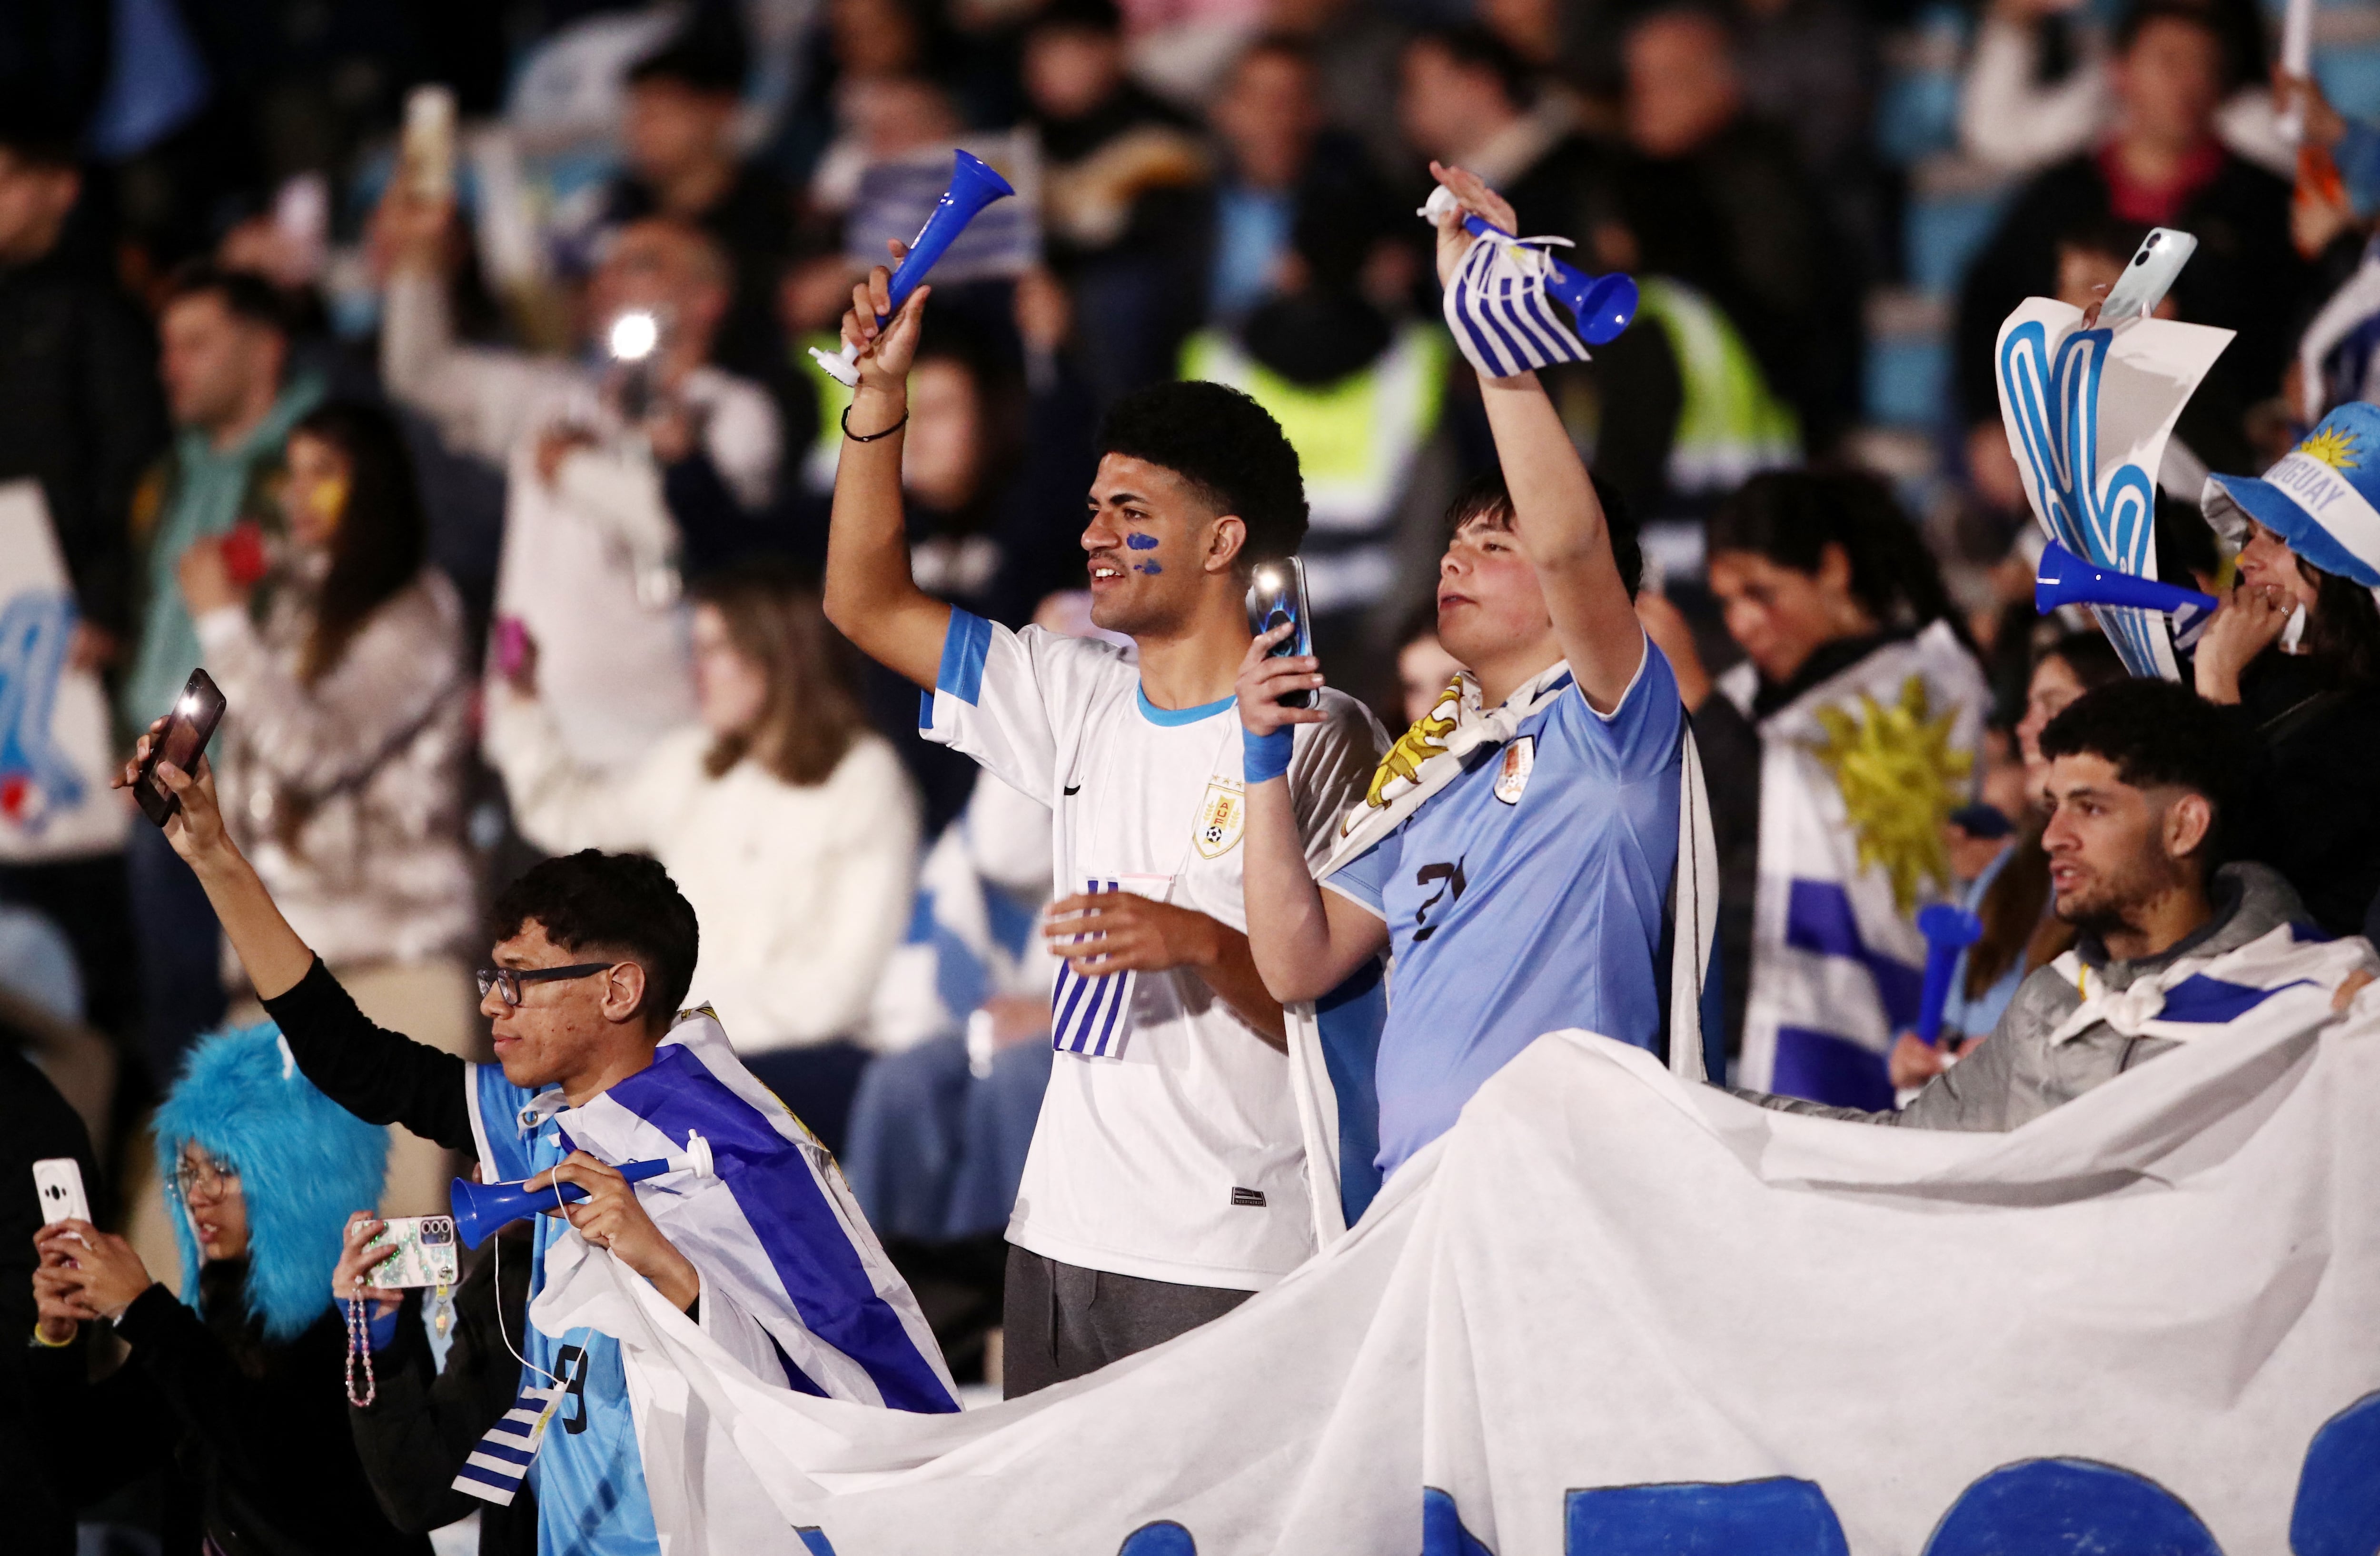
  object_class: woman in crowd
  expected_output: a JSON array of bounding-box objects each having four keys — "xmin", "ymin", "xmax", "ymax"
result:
[
  {"xmin": 178, "ymin": 399, "xmax": 476, "ymax": 1217},
  {"xmin": 30, "ymin": 1023, "xmax": 417, "ymax": 1556},
  {"xmin": 484, "ymin": 563, "xmax": 919, "ymax": 1152},
  {"xmin": 1641, "ymin": 470, "xmax": 1988, "ymax": 1095},
  {"xmin": 2199, "ymin": 424, "xmax": 2380, "ymax": 937}
]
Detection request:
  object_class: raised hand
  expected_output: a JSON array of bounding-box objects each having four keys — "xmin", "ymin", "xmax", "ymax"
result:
[
  {"xmin": 1425, "ymin": 161, "xmax": 1520, "ymax": 288},
  {"xmin": 1235, "ymin": 624, "xmax": 1329, "ymax": 738},
  {"xmin": 841, "ymin": 238, "xmax": 932, "ymax": 398}
]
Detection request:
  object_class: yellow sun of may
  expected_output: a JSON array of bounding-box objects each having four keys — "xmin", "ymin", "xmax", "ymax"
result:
[
  {"xmin": 1807, "ymin": 675, "xmax": 1973, "ymax": 915},
  {"xmin": 2299, "ymin": 427, "xmax": 2360, "ymax": 470}
]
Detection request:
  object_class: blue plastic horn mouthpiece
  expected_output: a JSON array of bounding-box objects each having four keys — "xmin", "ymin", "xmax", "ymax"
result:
[
  {"xmin": 811, "ymin": 149, "xmax": 1017, "ymax": 386},
  {"xmin": 448, "ymin": 1132, "xmax": 715, "ymax": 1249}
]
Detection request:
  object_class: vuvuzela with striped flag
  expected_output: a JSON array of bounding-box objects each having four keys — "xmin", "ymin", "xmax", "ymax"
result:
[{"xmin": 1420, "ymin": 184, "xmax": 1639, "ymax": 378}]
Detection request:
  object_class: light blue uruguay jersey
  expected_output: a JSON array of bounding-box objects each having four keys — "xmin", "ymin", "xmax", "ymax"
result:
[
  {"xmin": 472, "ymin": 1064, "xmax": 661, "ymax": 1556},
  {"xmin": 1326, "ymin": 645, "xmax": 1683, "ymax": 1177}
]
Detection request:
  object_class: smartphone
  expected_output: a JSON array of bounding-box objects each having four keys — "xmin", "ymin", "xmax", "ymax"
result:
[
  {"xmin": 365, "ymin": 1215, "xmax": 462, "ymax": 1289},
  {"xmin": 2097, "ymin": 228, "xmax": 2198, "ymax": 326},
  {"xmin": 134, "ymin": 668, "xmax": 228, "ymax": 827},
  {"xmin": 1244, "ymin": 558, "xmax": 1315, "ymax": 710},
  {"xmin": 399, "ymin": 85, "xmax": 457, "ymax": 203},
  {"xmin": 33, "ymin": 1158, "xmax": 90, "ymax": 1227}
]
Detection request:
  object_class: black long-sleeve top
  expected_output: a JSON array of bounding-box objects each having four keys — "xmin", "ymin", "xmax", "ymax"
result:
[
  {"xmin": 263, "ymin": 958, "xmax": 475, "ymax": 1151},
  {"xmin": 351, "ymin": 1235, "xmax": 537, "ymax": 1556},
  {"xmin": 28, "ymin": 1267, "xmax": 429, "ymax": 1556}
]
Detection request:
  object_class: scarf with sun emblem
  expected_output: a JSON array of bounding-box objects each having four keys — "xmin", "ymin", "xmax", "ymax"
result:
[{"xmin": 1726, "ymin": 621, "xmax": 1990, "ymax": 1109}]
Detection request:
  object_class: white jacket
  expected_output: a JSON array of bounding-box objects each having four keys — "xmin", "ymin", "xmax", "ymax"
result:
[
  {"xmin": 381, "ymin": 273, "xmax": 781, "ymax": 770},
  {"xmin": 485, "ymin": 686, "xmax": 921, "ymax": 1053}
]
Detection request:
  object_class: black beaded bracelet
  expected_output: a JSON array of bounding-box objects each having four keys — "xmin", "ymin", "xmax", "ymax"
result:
[{"xmin": 842, "ymin": 405, "xmax": 909, "ymax": 442}]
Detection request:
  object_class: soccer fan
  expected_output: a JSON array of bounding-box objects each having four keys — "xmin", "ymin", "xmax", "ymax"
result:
[
  {"xmin": 1754, "ymin": 678, "xmax": 2379, "ymax": 1131},
  {"xmin": 1234, "ymin": 165, "xmax": 1687, "ymax": 1183},
  {"xmin": 115, "ymin": 743, "xmax": 957, "ymax": 1555},
  {"xmin": 821, "ymin": 258, "xmax": 1384, "ymax": 1395}
]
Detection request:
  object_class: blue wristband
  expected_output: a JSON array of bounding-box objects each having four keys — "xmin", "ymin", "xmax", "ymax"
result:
[
  {"xmin": 1243, "ymin": 724, "xmax": 1295, "ymax": 784},
  {"xmin": 366, "ymin": 1302, "xmax": 401, "ymax": 1353}
]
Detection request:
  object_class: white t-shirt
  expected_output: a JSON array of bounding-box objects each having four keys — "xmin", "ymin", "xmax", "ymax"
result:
[{"xmin": 922, "ymin": 608, "xmax": 1382, "ymax": 1289}]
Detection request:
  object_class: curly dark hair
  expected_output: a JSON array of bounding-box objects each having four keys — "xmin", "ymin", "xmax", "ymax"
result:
[
  {"xmin": 490, "ymin": 851, "xmax": 700, "ymax": 1030},
  {"xmin": 1098, "ymin": 381, "xmax": 1309, "ymax": 571},
  {"xmin": 2038, "ymin": 678, "xmax": 2248, "ymax": 866},
  {"xmin": 1706, "ymin": 469, "xmax": 1961, "ymax": 637}
]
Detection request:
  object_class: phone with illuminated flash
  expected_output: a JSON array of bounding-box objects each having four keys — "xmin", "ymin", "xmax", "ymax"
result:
[
  {"xmin": 1245, "ymin": 557, "xmax": 1316, "ymax": 710},
  {"xmin": 135, "ymin": 668, "xmax": 227, "ymax": 827}
]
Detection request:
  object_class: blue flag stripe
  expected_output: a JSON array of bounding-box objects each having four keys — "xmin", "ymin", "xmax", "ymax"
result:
[{"xmin": 1783, "ymin": 879, "xmax": 1925, "ymax": 1029}]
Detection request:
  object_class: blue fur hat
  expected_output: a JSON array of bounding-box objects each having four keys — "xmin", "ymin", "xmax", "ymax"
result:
[{"xmin": 151, "ymin": 1021, "xmax": 389, "ymax": 1342}]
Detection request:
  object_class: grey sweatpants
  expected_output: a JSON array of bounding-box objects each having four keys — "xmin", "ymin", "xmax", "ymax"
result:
[{"xmin": 1002, "ymin": 1246, "xmax": 1253, "ymax": 1398}]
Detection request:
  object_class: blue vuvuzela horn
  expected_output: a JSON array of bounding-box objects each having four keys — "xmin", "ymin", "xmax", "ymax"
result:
[
  {"xmin": 1913, "ymin": 903, "xmax": 1985, "ymax": 1050},
  {"xmin": 1420, "ymin": 185, "xmax": 1636, "ymax": 345},
  {"xmin": 811, "ymin": 149, "xmax": 1017, "ymax": 386},
  {"xmin": 2034, "ymin": 540, "xmax": 2219, "ymax": 618},
  {"xmin": 449, "ymin": 1133, "xmax": 714, "ymax": 1249}
]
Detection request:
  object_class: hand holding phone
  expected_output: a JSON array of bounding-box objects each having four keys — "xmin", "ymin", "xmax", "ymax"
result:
[
  {"xmin": 33, "ymin": 1158, "xmax": 90, "ymax": 1230},
  {"xmin": 133, "ymin": 669, "xmax": 227, "ymax": 827},
  {"xmin": 1244, "ymin": 559, "xmax": 1316, "ymax": 710}
]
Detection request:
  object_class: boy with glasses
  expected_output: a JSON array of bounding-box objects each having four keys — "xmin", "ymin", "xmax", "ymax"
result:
[{"xmin": 120, "ymin": 736, "xmax": 957, "ymax": 1556}]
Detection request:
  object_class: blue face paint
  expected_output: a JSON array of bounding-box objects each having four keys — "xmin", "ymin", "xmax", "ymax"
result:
[
  {"xmin": 1125, "ymin": 534, "xmax": 1160, "ymax": 550},
  {"xmin": 1135, "ymin": 561, "xmax": 1163, "ymax": 574}
]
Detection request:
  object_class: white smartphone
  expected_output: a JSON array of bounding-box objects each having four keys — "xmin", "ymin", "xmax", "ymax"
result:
[
  {"xmin": 2097, "ymin": 228, "xmax": 2198, "ymax": 325},
  {"xmin": 33, "ymin": 1158, "xmax": 90, "ymax": 1227}
]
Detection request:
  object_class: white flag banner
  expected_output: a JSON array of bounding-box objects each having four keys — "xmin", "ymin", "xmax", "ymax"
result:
[
  {"xmin": 541, "ymin": 986, "xmax": 2380, "ymax": 1556},
  {"xmin": 1993, "ymin": 299, "xmax": 2233, "ymax": 681},
  {"xmin": 0, "ymin": 480, "xmax": 126, "ymax": 860}
]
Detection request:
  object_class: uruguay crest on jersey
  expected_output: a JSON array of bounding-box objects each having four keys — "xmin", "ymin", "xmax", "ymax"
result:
[{"xmin": 1195, "ymin": 778, "xmax": 1246, "ymax": 858}]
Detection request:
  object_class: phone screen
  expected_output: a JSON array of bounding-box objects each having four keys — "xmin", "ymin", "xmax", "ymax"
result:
[{"xmin": 137, "ymin": 670, "xmax": 228, "ymax": 827}]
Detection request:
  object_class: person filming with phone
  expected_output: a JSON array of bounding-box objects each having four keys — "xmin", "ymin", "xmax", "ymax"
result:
[
  {"xmin": 29, "ymin": 1022, "xmax": 428, "ymax": 1556},
  {"xmin": 112, "ymin": 717, "xmax": 958, "ymax": 1556}
]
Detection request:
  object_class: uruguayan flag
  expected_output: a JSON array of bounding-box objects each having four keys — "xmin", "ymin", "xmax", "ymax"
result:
[
  {"xmin": 1050, "ymin": 876, "xmax": 1165, "ymax": 1058},
  {"xmin": 1732, "ymin": 621, "xmax": 1990, "ymax": 1108},
  {"xmin": 2042, "ymin": 919, "xmax": 2375, "ymax": 1047},
  {"xmin": 1440, "ymin": 230, "xmax": 1594, "ymax": 379},
  {"xmin": 452, "ymin": 1382, "xmax": 561, "ymax": 1506}
]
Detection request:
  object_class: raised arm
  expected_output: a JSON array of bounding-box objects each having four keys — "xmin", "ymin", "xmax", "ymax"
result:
[
  {"xmin": 819, "ymin": 247, "xmax": 953, "ymax": 690},
  {"xmin": 1429, "ymin": 165, "xmax": 1646, "ymax": 714},
  {"xmin": 113, "ymin": 728, "xmax": 473, "ymax": 1147},
  {"xmin": 1233, "ymin": 631, "xmax": 1390, "ymax": 1003}
]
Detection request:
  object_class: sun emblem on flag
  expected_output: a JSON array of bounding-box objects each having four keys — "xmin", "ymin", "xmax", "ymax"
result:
[
  {"xmin": 2298, "ymin": 426, "xmax": 2361, "ymax": 470},
  {"xmin": 1806, "ymin": 675, "xmax": 1973, "ymax": 914}
]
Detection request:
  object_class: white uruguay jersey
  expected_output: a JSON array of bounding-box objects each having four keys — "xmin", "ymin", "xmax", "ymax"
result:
[{"xmin": 922, "ymin": 608, "xmax": 1382, "ymax": 1288}]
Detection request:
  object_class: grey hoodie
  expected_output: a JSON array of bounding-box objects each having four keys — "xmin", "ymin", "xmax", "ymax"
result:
[{"xmin": 1747, "ymin": 862, "xmax": 2375, "ymax": 1132}]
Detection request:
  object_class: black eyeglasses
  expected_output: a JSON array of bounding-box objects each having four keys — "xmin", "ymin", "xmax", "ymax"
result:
[{"xmin": 476, "ymin": 963, "xmax": 616, "ymax": 1007}]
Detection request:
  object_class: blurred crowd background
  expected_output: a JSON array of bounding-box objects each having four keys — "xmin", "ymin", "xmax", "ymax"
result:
[{"xmin": 8, "ymin": 0, "xmax": 2380, "ymax": 1542}]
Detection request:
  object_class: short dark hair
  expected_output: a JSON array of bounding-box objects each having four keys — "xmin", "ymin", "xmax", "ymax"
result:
[
  {"xmin": 1098, "ymin": 381, "xmax": 1309, "ymax": 568},
  {"xmin": 491, "ymin": 851, "xmax": 701, "ymax": 1029},
  {"xmin": 1446, "ymin": 470, "xmax": 1644, "ymax": 597},
  {"xmin": 2115, "ymin": 0, "xmax": 2251, "ymax": 87},
  {"xmin": 1409, "ymin": 25, "xmax": 1535, "ymax": 109},
  {"xmin": 2038, "ymin": 679, "xmax": 2247, "ymax": 861},
  {"xmin": 161, "ymin": 260, "xmax": 289, "ymax": 335}
]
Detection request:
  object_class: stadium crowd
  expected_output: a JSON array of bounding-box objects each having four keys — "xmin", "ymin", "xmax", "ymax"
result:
[{"xmin": 9, "ymin": 0, "xmax": 2380, "ymax": 1549}]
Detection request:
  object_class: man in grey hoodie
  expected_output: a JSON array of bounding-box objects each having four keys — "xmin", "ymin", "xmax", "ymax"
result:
[{"xmin": 1754, "ymin": 678, "xmax": 2378, "ymax": 1132}]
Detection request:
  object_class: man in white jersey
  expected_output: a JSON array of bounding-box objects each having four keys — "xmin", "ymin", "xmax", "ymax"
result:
[
  {"xmin": 823, "ymin": 257, "xmax": 1383, "ymax": 1394},
  {"xmin": 1238, "ymin": 164, "xmax": 1689, "ymax": 1181}
]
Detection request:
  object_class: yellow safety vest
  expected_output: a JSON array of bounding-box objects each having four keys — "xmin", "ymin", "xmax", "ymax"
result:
[{"xmin": 1635, "ymin": 278, "xmax": 1800, "ymax": 496}]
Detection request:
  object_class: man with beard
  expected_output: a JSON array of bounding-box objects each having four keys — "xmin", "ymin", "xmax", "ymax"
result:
[{"xmin": 1751, "ymin": 678, "xmax": 2376, "ymax": 1130}]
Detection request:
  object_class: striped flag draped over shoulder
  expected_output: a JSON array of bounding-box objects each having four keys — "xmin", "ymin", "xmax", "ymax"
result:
[{"xmin": 1442, "ymin": 231, "xmax": 1594, "ymax": 379}]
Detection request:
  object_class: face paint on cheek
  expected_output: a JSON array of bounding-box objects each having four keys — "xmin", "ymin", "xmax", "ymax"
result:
[
  {"xmin": 1135, "ymin": 561, "xmax": 1162, "ymax": 573},
  {"xmin": 1124, "ymin": 534, "xmax": 1160, "ymax": 550}
]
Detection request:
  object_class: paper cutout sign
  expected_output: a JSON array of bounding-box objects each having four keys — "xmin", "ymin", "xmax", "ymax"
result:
[
  {"xmin": 1993, "ymin": 299, "xmax": 2232, "ymax": 680},
  {"xmin": 0, "ymin": 481, "xmax": 126, "ymax": 859}
]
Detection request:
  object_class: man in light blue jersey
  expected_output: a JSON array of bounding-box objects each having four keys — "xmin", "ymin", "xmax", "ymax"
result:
[{"xmin": 1237, "ymin": 164, "xmax": 1687, "ymax": 1179}]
